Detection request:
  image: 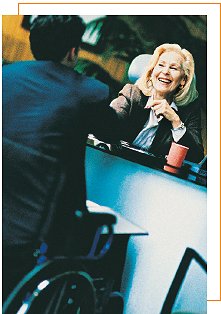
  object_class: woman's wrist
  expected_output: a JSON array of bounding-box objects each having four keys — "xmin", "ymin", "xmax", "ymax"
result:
[{"xmin": 171, "ymin": 115, "xmax": 182, "ymax": 129}]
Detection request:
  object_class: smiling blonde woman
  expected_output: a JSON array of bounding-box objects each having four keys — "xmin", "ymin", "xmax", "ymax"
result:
[{"xmin": 110, "ymin": 43, "xmax": 204, "ymax": 163}]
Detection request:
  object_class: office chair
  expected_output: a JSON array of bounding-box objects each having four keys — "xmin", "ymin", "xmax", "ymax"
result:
[
  {"xmin": 128, "ymin": 53, "xmax": 152, "ymax": 83},
  {"xmin": 2, "ymin": 138, "xmax": 121, "ymax": 314}
]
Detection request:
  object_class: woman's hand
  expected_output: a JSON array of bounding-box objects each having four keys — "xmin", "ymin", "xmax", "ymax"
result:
[{"xmin": 145, "ymin": 99, "xmax": 181, "ymax": 128}]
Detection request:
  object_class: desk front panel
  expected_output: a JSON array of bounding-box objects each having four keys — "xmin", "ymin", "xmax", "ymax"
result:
[{"xmin": 85, "ymin": 146, "xmax": 207, "ymax": 314}]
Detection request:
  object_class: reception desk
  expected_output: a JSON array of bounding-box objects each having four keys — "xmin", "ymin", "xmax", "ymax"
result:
[{"xmin": 85, "ymin": 144, "xmax": 207, "ymax": 314}]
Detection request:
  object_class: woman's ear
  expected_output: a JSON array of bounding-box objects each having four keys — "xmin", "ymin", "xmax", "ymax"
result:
[{"xmin": 180, "ymin": 76, "xmax": 187, "ymax": 89}]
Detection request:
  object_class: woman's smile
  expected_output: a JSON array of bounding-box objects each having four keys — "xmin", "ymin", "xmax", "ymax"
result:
[{"xmin": 157, "ymin": 77, "xmax": 172, "ymax": 84}]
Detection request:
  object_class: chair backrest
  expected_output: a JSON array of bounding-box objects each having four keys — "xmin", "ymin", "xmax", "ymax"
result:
[
  {"xmin": 3, "ymin": 138, "xmax": 119, "ymax": 314},
  {"xmin": 3, "ymin": 138, "xmax": 116, "ymax": 258},
  {"xmin": 3, "ymin": 137, "xmax": 65, "ymax": 251},
  {"xmin": 3, "ymin": 138, "xmax": 120, "ymax": 314},
  {"xmin": 128, "ymin": 54, "xmax": 152, "ymax": 83}
]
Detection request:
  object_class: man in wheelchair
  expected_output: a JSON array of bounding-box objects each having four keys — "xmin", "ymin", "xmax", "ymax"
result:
[{"xmin": 3, "ymin": 15, "xmax": 123, "ymax": 313}]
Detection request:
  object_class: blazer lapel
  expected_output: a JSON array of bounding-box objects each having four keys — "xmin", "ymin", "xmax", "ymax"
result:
[
  {"xmin": 149, "ymin": 117, "xmax": 173, "ymax": 157},
  {"xmin": 127, "ymin": 94, "xmax": 150, "ymax": 142}
]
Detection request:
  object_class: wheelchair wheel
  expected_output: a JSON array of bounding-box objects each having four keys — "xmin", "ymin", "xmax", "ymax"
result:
[{"xmin": 3, "ymin": 257, "xmax": 96, "ymax": 314}]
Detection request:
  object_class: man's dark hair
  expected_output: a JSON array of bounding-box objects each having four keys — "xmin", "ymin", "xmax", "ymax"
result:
[{"xmin": 29, "ymin": 15, "xmax": 86, "ymax": 62}]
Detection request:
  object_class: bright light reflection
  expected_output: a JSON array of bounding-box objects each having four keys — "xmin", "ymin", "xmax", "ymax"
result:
[
  {"xmin": 37, "ymin": 280, "xmax": 49, "ymax": 291},
  {"xmin": 16, "ymin": 303, "xmax": 29, "ymax": 314}
]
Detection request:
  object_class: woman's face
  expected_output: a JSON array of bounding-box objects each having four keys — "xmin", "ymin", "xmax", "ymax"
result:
[{"xmin": 151, "ymin": 51, "xmax": 186, "ymax": 99}]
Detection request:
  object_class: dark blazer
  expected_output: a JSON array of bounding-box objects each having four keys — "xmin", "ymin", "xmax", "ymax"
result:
[
  {"xmin": 3, "ymin": 61, "xmax": 120, "ymax": 247},
  {"xmin": 111, "ymin": 84, "xmax": 204, "ymax": 163}
]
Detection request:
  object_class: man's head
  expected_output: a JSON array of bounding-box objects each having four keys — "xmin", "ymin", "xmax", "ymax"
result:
[{"xmin": 29, "ymin": 15, "xmax": 86, "ymax": 63}]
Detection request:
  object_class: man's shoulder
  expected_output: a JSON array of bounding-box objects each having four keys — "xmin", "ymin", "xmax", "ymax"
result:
[
  {"xmin": 3, "ymin": 60, "xmax": 35, "ymax": 69},
  {"xmin": 77, "ymin": 73, "xmax": 110, "ymax": 100},
  {"xmin": 3, "ymin": 60, "xmax": 39, "ymax": 77},
  {"xmin": 77, "ymin": 72, "xmax": 109, "ymax": 90}
]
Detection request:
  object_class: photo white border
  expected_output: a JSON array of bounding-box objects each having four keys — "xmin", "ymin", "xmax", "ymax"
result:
[{"xmin": 1, "ymin": 1, "xmax": 221, "ymax": 312}]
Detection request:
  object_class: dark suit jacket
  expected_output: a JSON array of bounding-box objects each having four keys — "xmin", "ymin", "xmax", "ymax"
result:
[
  {"xmin": 111, "ymin": 84, "xmax": 204, "ymax": 163},
  {"xmin": 3, "ymin": 61, "xmax": 120, "ymax": 247}
]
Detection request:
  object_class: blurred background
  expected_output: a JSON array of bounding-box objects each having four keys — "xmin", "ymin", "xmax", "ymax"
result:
[{"xmin": 2, "ymin": 15, "xmax": 207, "ymax": 154}]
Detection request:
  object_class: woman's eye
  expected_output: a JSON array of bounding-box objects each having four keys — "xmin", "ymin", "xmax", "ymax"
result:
[
  {"xmin": 170, "ymin": 66, "xmax": 178, "ymax": 70},
  {"xmin": 158, "ymin": 63, "xmax": 164, "ymax": 67}
]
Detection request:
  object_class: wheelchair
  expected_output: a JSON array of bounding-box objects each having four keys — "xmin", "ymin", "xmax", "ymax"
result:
[{"xmin": 3, "ymin": 138, "xmax": 124, "ymax": 314}]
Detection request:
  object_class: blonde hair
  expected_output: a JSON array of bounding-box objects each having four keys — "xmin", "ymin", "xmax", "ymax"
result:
[{"xmin": 136, "ymin": 43, "xmax": 198, "ymax": 106}]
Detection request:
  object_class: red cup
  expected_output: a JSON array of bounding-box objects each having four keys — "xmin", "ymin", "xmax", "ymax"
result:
[
  {"xmin": 163, "ymin": 164, "xmax": 180, "ymax": 174},
  {"xmin": 164, "ymin": 142, "xmax": 189, "ymax": 170}
]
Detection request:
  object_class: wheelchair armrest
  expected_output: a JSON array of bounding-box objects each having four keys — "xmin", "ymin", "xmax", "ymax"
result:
[
  {"xmin": 85, "ymin": 213, "xmax": 116, "ymax": 228},
  {"xmin": 82, "ymin": 213, "xmax": 116, "ymax": 259}
]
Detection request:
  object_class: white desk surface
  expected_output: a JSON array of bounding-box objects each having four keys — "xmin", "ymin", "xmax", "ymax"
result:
[
  {"xmin": 86, "ymin": 147, "xmax": 206, "ymax": 314},
  {"xmin": 87, "ymin": 200, "xmax": 148, "ymax": 236}
]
